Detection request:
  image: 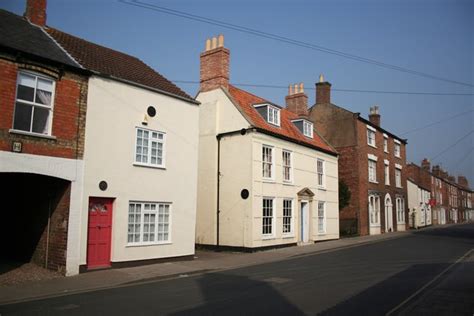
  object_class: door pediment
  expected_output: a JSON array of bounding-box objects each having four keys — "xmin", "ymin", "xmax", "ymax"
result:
[{"xmin": 298, "ymin": 188, "xmax": 315, "ymax": 200}]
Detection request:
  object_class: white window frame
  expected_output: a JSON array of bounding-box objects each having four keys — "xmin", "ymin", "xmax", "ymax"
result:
[
  {"xmin": 303, "ymin": 120, "xmax": 313, "ymax": 138},
  {"xmin": 262, "ymin": 197, "xmax": 275, "ymax": 238},
  {"xmin": 282, "ymin": 150, "xmax": 293, "ymax": 183},
  {"xmin": 395, "ymin": 167, "xmax": 402, "ymax": 188},
  {"xmin": 12, "ymin": 71, "xmax": 56, "ymax": 136},
  {"xmin": 267, "ymin": 105, "xmax": 280, "ymax": 126},
  {"xmin": 367, "ymin": 125, "xmax": 376, "ymax": 147},
  {"xmin": 396, "ymin": 197, "xmax": 405, "ymax": 224},
  {"xmin": 134, "ymin": 127, "xmax": 166, "ymax": 168},
  {"xmin": 384, "ymin": 160, "xmax": 390, "ymax": 185},
  {"xmin": 318, "ymin": 201, "xmax": 326, "ymax": 234},
  {"xmin": 282, "ymin": 199, "xmax": 294, "ymax": 236},
  {"xmin": 317, "ymin": 158, "xmax": 325, "ymax": 188},
  {"xmin": 369, "ymin": 195, "xmax": 381, "ymax": 226},
  {"xmin": 383, "ymin": 134, "xmax": 389, "ymax": 153},
  {"xmin": 368, "ymin": 158, "xmax": 377, "ymax": 183},
  {"xmin": 127, "ymin": 201, "xmax": 172, "ymax": 246},
  {"xmin": 262, "ymin": 145, "xmax": 275, "ymax": 181},
  {"xmin": 394, "ymin": 140, "xmax": 401, "ymax": 158}
]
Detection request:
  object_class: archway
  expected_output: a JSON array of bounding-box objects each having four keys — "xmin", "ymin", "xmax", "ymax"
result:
[{"xmin": 384, "ymin": 193, "xmax": 393, "ymax": 232}]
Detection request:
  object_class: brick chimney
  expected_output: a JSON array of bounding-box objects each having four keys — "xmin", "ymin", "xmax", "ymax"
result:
[
  {"xmin": 458, "ymin": 176, "xmax": 469, "ymax": 188},
  {"xmin": 369, "ymin": 105, "xmax": 381, "ymax": 127},
  {"xmin": 285, "ymin": 83, "xmax": 308, "ymax": 117},
  {"xmin": 200, "ymin": 35, "xmax": 230, "ymax": 92},
  {"xmin": 447, "ymin": 175, "xmax": 456, "ymax": 183},
  {"xmin": 432, "ymin": 165, "xmax": 441, "ymax": 177},
  {"xmin": 421, "ymin": 158, "xmax": 431, "ymax": 171},
  {"xmin": 25, "ymin": 0, "xmax": 47, "ymax": 27},
  {"xmin": 315, "ymin": 74, "xmax": 331, "ymax": 104}
]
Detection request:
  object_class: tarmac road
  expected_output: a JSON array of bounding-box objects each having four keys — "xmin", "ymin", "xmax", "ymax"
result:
[{"xmin": 1, "ymin": 224, "xmax": 473, "ymax": 315}]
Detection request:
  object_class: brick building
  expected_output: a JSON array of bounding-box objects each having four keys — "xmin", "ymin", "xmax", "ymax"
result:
[
  {"xmin": 309, "ymin": 77, "xmax": 408, "ymax": 236},
  {"xmin": 0, "ymin": 5, "xmax": 89, "ymax": 273}
]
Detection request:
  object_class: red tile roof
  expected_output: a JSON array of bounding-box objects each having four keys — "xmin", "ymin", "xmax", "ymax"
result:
[
  {"xmin": 228, "ymin": 85, "xmax": 337, "ymax": 155},
  {"xmin": 46, "ymin": 28, "xmax": 195, "ymax": 103}
]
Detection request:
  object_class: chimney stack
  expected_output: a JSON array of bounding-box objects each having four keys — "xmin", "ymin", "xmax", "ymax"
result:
[
  {"xmin": 447, "ymin": 175, "xmax": 456, "ymax": 183},
  {"xmin": 285, "ymin": 82, "xmax": 308, "ymax": 117},
  {"xmin": 421, "ymin": 158, "xmax": 431, "ymax": 172},
  {"xmin": 25, "ymin": 0, "xmax": 47, "ymax": 27},
  {"xmin": 315, "ymin": 74, "xmax": 331, "ymax": 104},
  {"xmin": 458, "ymin": 176, "xmax": 469, "ymax": 188},
  {"xmin": 369, "ymin": 106, "xmax": 381, "ymax": 127},
  {"xmin": 200, "ymin": 34, "xmax": 230, "ymax": 92},
  {"xmin": 432, "ymin": 165, "xmax": 441, "ymax": 177}
]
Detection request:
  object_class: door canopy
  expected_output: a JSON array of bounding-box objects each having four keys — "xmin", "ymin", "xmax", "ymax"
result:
[{"xmin": 298, "ymin": 188, "xmax": 315, "ymax": 201}]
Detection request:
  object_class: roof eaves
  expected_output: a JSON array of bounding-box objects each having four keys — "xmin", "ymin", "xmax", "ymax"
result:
[{"xmin": 97, "ymin": 71, "xmax": 199, "ymax": 105}]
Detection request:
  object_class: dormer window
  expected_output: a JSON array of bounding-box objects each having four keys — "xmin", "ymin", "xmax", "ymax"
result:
[
  {"xmin": 291, "ymin": 119, "xmax": 313, "ymax": 138},
  {"xmin": 303, "ymin": 121, "xmax": 313, "ymax": 138},
  {"xmin": 267, "ymin": 106, "xmax": 280, "ymax": 126},
  {"xmin": 254, "ymin": 103, "xmax": 280, "ymax": 127}
]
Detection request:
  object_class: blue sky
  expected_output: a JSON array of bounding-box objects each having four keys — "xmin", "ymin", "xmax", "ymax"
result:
[{"xmin": 2, "ymin": 0, "xmax": 473, "ymax": 184}]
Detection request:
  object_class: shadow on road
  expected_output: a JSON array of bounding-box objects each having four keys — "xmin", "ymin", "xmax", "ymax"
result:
[
  {"xmin": 319, "ymin": 262, "xmax": 450, "ymax": 316},
  {"xmin": 171, "ymin": 272, "xmax": 304, "ymax": 315},
  {"xmin": 413, "ymin": 224, "xmax": 474, "ymax": 241}
]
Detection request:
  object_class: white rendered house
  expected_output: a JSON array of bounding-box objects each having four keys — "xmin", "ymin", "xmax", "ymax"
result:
[
  {"xmin": 408, "ymin": 179, "xmax": 432, "ymax": 229},
  {"xmin": 196, "ymin": 36, "xmax": 339, "ymax": 249}
]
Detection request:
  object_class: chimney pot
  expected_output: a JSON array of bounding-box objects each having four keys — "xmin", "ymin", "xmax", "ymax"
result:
[
  {"xmin": 368, "ymin": 105, "xmax": 381, "ymax": 127},
  {"xmin": 200, "ymin": 35, "xmax": 230, "ymax": 92},
  {"xmin": 286, "ymin": 82, "xmax": 308, "ymax": 117}
]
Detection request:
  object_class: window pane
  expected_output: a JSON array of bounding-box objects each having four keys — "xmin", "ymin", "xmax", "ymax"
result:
[
  {"xmin": 13, "ymin": 102, "xmax": 32, "ymax": 131},
  {"xmin": 35, "ymin": 89, "xmax": 52, "ymax": 106},
  {"xmin": 17, "ymin": 85, "xmax": 35, "ymax": 102},
  {"xmin": 32, "ymin": 107, "xmax": 50, "ymax": 134}
]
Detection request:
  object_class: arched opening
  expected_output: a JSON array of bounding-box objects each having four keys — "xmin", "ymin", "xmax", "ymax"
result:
[
  {"xmin": 0, "ymin": 172, "xmax": 71, "ymax": 274},
  {"xmin": 384, "ymin": 193, "xmax": 393, "ymax": 232}
]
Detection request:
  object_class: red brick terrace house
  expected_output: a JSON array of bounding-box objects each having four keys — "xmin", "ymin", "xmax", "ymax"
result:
[
  {"xmin": 309, "ymin": 78, "xmax": 408, "ymax": 236},
  {"xmin": 0, "ymin": 4, "xmax": 89, "ymax": 274}
]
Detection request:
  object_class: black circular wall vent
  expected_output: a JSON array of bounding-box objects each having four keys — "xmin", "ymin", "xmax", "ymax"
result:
[
  {"xmin": 99, "ymin": 181, "xmax": 108, "ymax": 191},
  {"xmin": 241, "ymin": 189, "xmax": 249, "ymax": 199},
  {"xmin": 147, "ymin": 106, "xmax": 157, "ymax": 117}
]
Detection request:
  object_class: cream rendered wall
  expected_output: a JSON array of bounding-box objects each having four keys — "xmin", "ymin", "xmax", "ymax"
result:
[
  {"xmin": 81, "ymin": 76, "xmax": 199, "ymax": 264},
  {"xmin": 218, "ymin": 133, "xmax": 253, "ymax": 247},
  {"xmin": 195, "ymin": 88, "xmax": 250, "ymax": 245},
  {"xmin": 251, "ymin": 133, "xmax": 339, "ymax": 248}
]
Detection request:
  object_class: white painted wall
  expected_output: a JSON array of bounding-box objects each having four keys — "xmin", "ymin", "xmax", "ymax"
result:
[
  {"xmin": 407, "ymin": 180, "xmax": 431, "ymax": 228},
  {"xmin": 0, "ymin": 151, "xmax": 84, "ymax": 275},
  {"xmin": 81, "ymin": 76, "xmax": 199, "ymax": 265}
]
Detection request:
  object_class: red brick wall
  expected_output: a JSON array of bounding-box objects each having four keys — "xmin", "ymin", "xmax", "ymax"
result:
[
  {"xmin": 0, "ymin": 57, "xmax": 88, "ymax": 159},
  {"xmin": 200, "ymin": 47, "xmax": 230, "ymax": 92}
]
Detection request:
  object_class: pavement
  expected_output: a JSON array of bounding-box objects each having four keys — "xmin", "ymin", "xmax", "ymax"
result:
[
  {"xmin": 0, "ymin": 227, "xmax": 411, "ymax": 305},
  {"xmin": 0, "ymin": 223, "xmax": 472, "ymax": 315},
  {"xmin": 0, "ymin": 227, "xmax": 413, "ymax": 305}
]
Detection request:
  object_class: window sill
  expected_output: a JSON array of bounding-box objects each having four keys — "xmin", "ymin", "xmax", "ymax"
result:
[
  {"xmin": 395, "ymin": 155, "xmax": 401, "ymax": 159},
  {"xmin": 282, "ymin": 234, "xmax": 295, "ymax": 239},
  {"xmin": 369, "ymin": 180, "xmax": 378, "ymax": 184},
  {"xmin": 370, "ymin": 224, "xmax": 381, "ymax": 228},
  {"xmin": 126, "ymin": 241, "xmax": 172, "ymax": 247},
  {"xmin": 9, "ymin": 129, "xmax": 56, "ymax": 140},
  {"xmin": 283, "ymin": 181, "xmax": 294, "ymax": 186},
  {"xmin": 133, "ymin": 163, "xmax": 166, "ymax": 170},
  {"xmin": 318, "ymin": 186, "xmax": 327, "ymax": 191},
  {"xmin": 262, "ymin": 178, "xmax": 275, "ymax": 183},
  {"xmin": 262, "ymin": 236, "xmax": 276, "ymax": 240},
  {"xmin": 384, "ymin": 150, "xmax": 389, "ymax": 154},
  {"xmin": 317, "ymin": 232, "xmax": 326, "ymax": 235},
  {"xmin": 368, "ymin": 143, "xmax": 377, "ymax": 149}
]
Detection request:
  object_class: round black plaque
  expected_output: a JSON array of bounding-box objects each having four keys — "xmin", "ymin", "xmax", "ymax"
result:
[
  {"xmin": 147, "ymin": 106, "xmax": 157, "ymax": 117},
  {"xmin": 240, "ymin": 189, "xmax": 249, "ymax": 199},
  {"xmin": 99, "ymin": 181, "xmax": 108, "ymax": 191}
]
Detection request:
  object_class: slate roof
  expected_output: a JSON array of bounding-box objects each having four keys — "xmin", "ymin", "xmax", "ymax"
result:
[
  {"xmin": 0, "ymin": 9, "xmax": 79, "ymax": 68},
  {"xmin": 227, "ymin": 85, "xmax": 337, "ymax": 155},
  {"xmin": 47, "ymin": 28, "xmax": 196, "ymax": 103}
]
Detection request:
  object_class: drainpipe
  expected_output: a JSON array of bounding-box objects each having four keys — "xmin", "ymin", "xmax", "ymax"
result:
[
  {"xmin": 45, "ymin": 196, "xmax": 51, "ymax": 269},
  {"xmin": 216, "ymin": 135, "xmax": 221, "ymax": 249}
]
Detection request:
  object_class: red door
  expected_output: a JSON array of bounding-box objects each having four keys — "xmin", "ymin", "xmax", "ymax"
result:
[{"xmin": 87, "ymin": 197, "xmax": 113, "ymax": 269}]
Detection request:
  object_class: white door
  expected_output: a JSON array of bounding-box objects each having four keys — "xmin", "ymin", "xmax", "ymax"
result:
[
  {"xmin": 300, "ymin": 201, "xmax": 309, "ymax": 242},
  {"xmin": 385, "ymin": 194, "xmax": 393, "ymax": 232}
]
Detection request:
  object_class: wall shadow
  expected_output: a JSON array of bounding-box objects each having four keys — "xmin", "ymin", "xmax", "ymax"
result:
[{"xmin": 171, "ymin": 272, "xmax": 304, "ymax": 315}]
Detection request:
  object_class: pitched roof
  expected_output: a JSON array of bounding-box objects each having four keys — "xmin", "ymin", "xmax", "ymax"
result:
[
  {"xmin": 46, "ymin": 28, "xmax": 196, "ymax": 103},
  {"xmin": 227, "ymin": 85, "xmax": 337, "ymax": 155},
  {"xmin": 0, "ymin": 9, "xmax": 79, "ymax": 68}
]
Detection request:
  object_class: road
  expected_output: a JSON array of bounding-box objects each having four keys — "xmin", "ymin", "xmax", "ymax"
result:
[{"xmin": 1, "ymin": 224, "xmax": 473, "ymax": 315}]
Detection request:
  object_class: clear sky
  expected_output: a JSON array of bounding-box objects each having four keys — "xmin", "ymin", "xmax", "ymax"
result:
[{"xmin": 2, "ymin": 0, "xmax": 473, "ymax": 184}]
